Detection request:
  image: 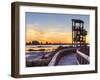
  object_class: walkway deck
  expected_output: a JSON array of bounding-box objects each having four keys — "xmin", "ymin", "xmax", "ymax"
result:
[
  {"xmin": 57, "ymin": 53, "xmax": 78, "ymax": 65},
  {"xmin": 48, "ymin": 47, "xmax": 89, "ymax": 66},
  {"xmin": 48, "ymin": 48, "xmax": 78, "ymax": 66}
]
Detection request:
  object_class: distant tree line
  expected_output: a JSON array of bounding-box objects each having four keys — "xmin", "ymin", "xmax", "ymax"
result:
[{"xmin": 26, "ymin": 40, "xmax": 80, "ymax": 45}]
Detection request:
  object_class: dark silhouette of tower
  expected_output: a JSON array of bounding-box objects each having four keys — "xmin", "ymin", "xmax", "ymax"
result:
[{"xmin": 72, "ymin": 19, "xmax": 87, "ymax": 47}]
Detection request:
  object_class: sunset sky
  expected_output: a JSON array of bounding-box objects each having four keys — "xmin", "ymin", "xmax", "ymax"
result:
[{"xmin": 25, "ymin": 12, "xmax": 90, "ymax": 44}]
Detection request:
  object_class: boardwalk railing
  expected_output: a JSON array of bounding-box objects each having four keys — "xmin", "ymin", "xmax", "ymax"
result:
[{"xmin": 76, "ymin": 48, "xmax": 90, "ymax": 64}]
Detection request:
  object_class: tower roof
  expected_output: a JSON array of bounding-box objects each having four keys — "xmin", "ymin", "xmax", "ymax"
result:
[{"xmin": 72, "ymin": 19, "xmax": 84, "ymax": 23}]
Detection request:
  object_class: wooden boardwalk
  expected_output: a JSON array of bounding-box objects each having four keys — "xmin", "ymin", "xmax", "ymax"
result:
[
  {"xmin": 48, "ymin": 47, "xmax": 89, "ymax": 66},
  {"xmin": 48, "ymin": 48, "xmax": 77, "ymax": 66},
  {"xmin": 57, "ymin": 53, "xmax": 78, "ymax": 65}
]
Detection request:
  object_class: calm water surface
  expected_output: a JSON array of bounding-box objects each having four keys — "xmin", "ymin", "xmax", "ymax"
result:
[{"xmin": 26, "ymin": 45, "xmax": 69, "ymax": 61}]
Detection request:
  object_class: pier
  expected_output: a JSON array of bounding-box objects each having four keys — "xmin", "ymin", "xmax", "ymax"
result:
[{"xmin": 48, "ymin": 47, "xmax": 89, "ymax": 66}]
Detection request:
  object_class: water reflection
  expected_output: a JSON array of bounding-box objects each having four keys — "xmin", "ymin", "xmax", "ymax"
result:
[{"xmin": 25, "ymin": 45, "xmax": 68, "ymax": 67}]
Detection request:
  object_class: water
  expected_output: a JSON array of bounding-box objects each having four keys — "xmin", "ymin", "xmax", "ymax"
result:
[
  {"xmin": 26, "ymin": 45, "xmax": 70, "ymax": 51},
  {"xmin": 26, "ymin": 45, "xmax": 69, "ymax": 61},
  {"xmin": 26, "ymin": 52, "xmax": 45, "ymax": 61}
]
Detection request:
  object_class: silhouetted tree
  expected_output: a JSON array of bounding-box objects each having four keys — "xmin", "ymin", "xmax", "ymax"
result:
[{"xmin": 32, "ymin": 41, "xmax": 40, "ymax": 45}]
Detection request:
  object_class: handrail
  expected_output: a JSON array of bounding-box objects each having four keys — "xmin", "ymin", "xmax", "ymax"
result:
[{"xmin": 76, "ymin": 49, "xmax": 90, "ymax": 62}]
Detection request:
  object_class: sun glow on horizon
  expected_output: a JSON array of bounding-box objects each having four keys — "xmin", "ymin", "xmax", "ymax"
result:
[
  {"xmin": 26, "ymin": 25, "xmax": 73, "ymax": 43},
  {"xmin": 26, "ymin": 24, "xmax": 89, "ymax": 44}
]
